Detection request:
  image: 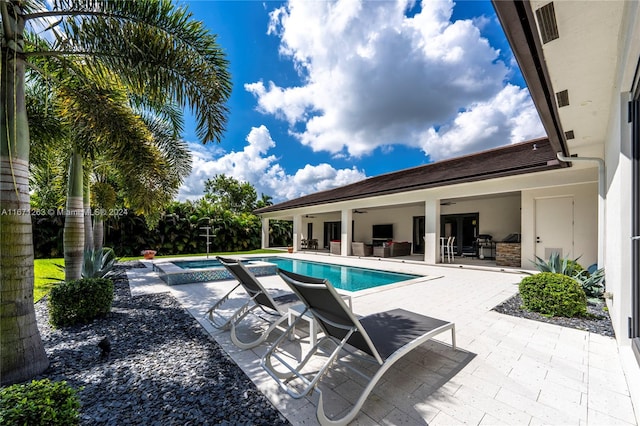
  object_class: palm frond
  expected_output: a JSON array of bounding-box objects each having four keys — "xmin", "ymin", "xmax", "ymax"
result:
[{"xmin": 37, "ymin": 0, "xmax": 231, "ymax": 143}]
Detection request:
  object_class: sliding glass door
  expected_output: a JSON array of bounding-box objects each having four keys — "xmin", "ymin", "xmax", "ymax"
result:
[
  {"xmin": 441, "ymin": 213, "xmax": 479, "ymax": 256},
  {"xmin": 413, "ymin": 216, "xmax": 425, "ymax": 254},
  {"xmin": 323, "ymin": 221, "xmax": 341, "ymax": 249}
]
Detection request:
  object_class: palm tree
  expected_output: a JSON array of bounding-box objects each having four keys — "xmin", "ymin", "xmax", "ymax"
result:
[
  {"xmin": 1, "ymin": 0, "xmax": 231, "ymax": 385},
  {"xmin": 26, "ymin": 58, "xmax": 192, "ymax": 280}
]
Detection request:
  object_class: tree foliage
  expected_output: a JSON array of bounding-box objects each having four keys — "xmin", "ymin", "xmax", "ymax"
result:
[
  {"xmin": 204, "ymin": 174, "xmax": 259, "ymax": 214},
  {"xmin": 1, "ymin": 0, "xmax": 231, "ymax": 385}
]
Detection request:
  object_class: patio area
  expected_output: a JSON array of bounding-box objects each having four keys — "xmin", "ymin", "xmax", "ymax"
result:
[{"xmin": 127, "ymin": 253, "xmax": 637, "ymax": 425}]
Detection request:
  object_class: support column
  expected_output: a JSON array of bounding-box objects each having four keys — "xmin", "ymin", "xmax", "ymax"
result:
[
  {"xmin": 341, "ymin": 209, "xmax": 353, "ymax": 256},
  {"xmin": 261, "ymin": 217, "xmax": 269, "ymax": 249},
  {"xmin": 424, "ymin": 199, "xmax": 440, "ymax": 264},
  {"xmin": 292, "ymin": 215, "xmax": 302, "ymax": 252}
]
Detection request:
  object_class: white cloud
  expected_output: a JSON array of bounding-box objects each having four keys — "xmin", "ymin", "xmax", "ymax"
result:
[
  {"xmin": 418, "ymin": 84, "xmax": 544, "ymax": 160},
  {"xmin": 246, "ymin": 0, "xmax": 545, "ymax": 159},
  {"xmin": 177, "ymin": 125, "xmax": 366, "ymax": 202}
]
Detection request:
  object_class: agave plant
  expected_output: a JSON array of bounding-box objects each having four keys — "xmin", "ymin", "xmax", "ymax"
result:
[
  {"xmin": 574, "ymin": 267, "xmax": 606, "ymax": 298},
  {"xmin": 532, "ymin": 252, "xmax": 583, "ymax": 276},
  {"xmin": 532, "ymin": 253, "xmax": 606, "ymax": 299},
  {"xmin": 82, "ymin": 248, "xmax": 118, "ymax": 279}
]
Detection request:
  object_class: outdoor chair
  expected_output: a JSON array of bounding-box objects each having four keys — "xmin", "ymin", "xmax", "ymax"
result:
[
  {"xmin": 351, "ymin": 241, "xmax": 372, "ymax": 257},
  {"xmin": 443, "ymin": 236, "xmax": 455, "ymax": 263},
  {"xmin": 206, "ymin": 256, "xmax": 300, "ymax": 349},
  {"xmin": 262, "ymin": 268, "xmax": 456, "ymax": 426}
]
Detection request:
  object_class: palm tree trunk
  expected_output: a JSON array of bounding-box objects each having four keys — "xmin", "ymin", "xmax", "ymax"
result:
[
  {"xmin": 93, "ymin": 216, "xmax": 104, "ymax": 251},
  {"xmin": 0, "ymin": 1, "xmax": 49, "ymax": 385},
  {"xmin": 63, "ymin": 150, "xmax": 84, "ymax": 281},
  {"xmin": 83, "ymin": 176, "xmax": 93, "ymax": 252}
]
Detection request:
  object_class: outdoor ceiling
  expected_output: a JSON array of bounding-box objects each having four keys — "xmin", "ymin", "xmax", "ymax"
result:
[{"xmin": 530, "ymin": 1, "xmax": 625, "ymax": 155}]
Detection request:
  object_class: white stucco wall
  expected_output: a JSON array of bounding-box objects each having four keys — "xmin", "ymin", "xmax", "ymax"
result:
[
  {"xmin": 597, "ymin": 1, "xmax": 640, "ymax": 350},
  {"xmin": 440, "ymin": 194, "xmax": 521, "ymax": 242},
  {"xmin": 351, "ymin": 205, "xmax": 423, "ymax": 244},
  {"xmin": 521, "ymin": 182, "xmax": 598, "ymax": 270},
  {"xmin": 602, "ymin": 2, "xmax": 640, "ymax": 416}
]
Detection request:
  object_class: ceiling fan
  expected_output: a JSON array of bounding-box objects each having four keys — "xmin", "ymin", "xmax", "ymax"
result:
[
  {"xmin": 353, "ymin": 209, "xmax": 368, "ymax": 214},
  {"xmin": 440, "ymin": 201, "xmax": 456, "ymax": 206},
  {"xmin": 304, "ymin": 214, "xmax": 316, "ymax": 218}
]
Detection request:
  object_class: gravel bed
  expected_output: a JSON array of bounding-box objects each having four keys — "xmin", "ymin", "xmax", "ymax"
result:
[
  {"xmin": 493, "ymin": 293, "xmax": 615, "ymax": 337},
  {"xmin": 35, "ymin": 262, "xmax": 290, "ymax": 426}
]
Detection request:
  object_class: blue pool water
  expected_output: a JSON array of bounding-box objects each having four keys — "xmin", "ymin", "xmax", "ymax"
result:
[
  {"xmin": 252, "ymin": 257, "xmax": 419, "ymax": 291},
  {"xmin": 170, "ymin": 257, "xmax": 421, "ymax": 291}
]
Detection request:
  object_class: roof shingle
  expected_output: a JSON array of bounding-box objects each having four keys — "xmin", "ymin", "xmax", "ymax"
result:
[{"xmin": 255, "ymin": 138, "xmax": 562, "ymax": 214}]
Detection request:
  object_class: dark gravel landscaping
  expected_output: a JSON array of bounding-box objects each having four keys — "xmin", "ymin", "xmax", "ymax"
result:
[
  {"xmin": 35, "ymin": 262, "xmax": 290, "ymax": 426},
  {"xmin": 493, "ymin": 293, "xmax": 615, "ymax": 337}
]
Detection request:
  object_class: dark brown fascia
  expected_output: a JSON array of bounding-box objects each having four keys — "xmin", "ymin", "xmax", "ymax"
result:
[{"xmin": 491, "ymin": 0, "xmax": 570, "ymax": 159}]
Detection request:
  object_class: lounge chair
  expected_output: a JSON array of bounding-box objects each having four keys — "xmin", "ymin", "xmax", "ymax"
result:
[
  {"xmin": 262, "ymin": 268, "xmax": 456, "ymax": 426},
  {"xmin": 206, "ymin": 256, "xmax": 299, "ymax": 349}
]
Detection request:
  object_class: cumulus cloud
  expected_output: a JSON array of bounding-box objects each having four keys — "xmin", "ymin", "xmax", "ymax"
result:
[
  {"xmin": 246, "ymin": 0, "xmax": 545, "ymax": 159},
  {"xmin": 418, "ymin": 84, "xmax": 545, "ymax": 160},
  {"xmin": 177, "ymin": 125, "xmax": 366, "ymax": 202}
]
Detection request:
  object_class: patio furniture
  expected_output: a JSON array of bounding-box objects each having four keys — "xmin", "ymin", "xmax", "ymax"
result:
[
  {"xmin": 389, "ymin": 241, "xmax": 411, "ymax": 256},
  {"xmin": 263, "ymin": 269, "xmax": 456, "ymax": 426},
  {"xmin": 287, "ymin": 294, "xmax": 352, "ymax": 347},
  {"xmin": 443, "ymin": 236, "xmax": 455, "ymax": 263},
  {"xmin": 351, "ymin": 241, "xmax": 373, "ymax": 257},
  {"xmin": 206, "ymin": 256, "xmax": 300, "ymax": 349},
  {"xmin": 373, "ymin": 241, "xmax": 411, "ymax": 257},
  {"xmin": 330, "ymin": 240, "xmax": 341, "ymax": 255}
]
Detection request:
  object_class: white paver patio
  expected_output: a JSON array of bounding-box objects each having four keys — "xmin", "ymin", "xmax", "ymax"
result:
[{"xmin": 127, "ymin": 253, "xmax": 638, "ymax": 425}]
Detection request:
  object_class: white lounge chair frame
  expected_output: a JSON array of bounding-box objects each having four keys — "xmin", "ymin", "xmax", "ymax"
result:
[
  {"xmin": 206, "ymin": 256, "xmax": 299, "ymax": 350},
  {"xmin": 262, "ymin": 269, "xmax": 456, "ymax": 426}
]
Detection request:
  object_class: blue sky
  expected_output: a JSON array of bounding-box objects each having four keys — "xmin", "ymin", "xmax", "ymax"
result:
[{"xmin": 176, "ymin": 0, "xmax": 545, "ymax": 203}]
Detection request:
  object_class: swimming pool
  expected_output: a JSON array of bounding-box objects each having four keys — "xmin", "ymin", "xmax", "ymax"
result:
[
  {"xmin": 163, "ymin": 256, "xmax": 420, "ymax": 291},
  {"xmin": 252, "ymin": 257, "xmax": 421, "ymax": 291}
]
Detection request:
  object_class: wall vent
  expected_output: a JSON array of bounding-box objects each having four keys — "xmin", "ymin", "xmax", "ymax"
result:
[
  {"xmin": 556, "ymin": 90, "xmax": 570, "ymax": 107},
  {"xmin": 536, "ymin": 2, "xmax": 559, "ymax": 44},
  {"xmin": 565, "ymin": 130, "xmax": 575, "ymax": 140}
]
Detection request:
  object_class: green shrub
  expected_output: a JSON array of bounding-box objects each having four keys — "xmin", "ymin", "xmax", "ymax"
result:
[
  {"xmin": 519, "ymin": 272, "xmax": 587, "ymax": 317},
  {"xmin": 0, "ymin": 379, "xmax": 80, "ymax": 425},
  {"xmin": 49, "ymin": 278, "xmax": 114, "ymax": 327}
]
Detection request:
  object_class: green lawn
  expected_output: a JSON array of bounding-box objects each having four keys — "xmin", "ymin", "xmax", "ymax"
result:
[
  {"xmin": 34, "ymin": 258, "xmax": 64, "ymax": 302},
  {"xmin": 34, "ymin": 249, "xmax": 283, "ymax": 301}
]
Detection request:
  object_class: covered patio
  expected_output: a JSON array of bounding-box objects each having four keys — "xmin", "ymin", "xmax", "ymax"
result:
[{"xmin": 256, "ymin": 140, "xmax": 598, "ymax": 271}]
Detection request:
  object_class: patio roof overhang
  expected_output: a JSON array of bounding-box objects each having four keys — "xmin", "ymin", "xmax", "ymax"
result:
[
  {"xmin": 492, "ymin": 0, "xmax": 626, "ymax": 158},
  {"xmin": 255, "ymin": 138, "xmax": 563, "ymax": 215}
]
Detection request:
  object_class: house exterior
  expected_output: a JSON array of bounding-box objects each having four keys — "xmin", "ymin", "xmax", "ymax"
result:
[
  {"xmin": 255, "ymin": 0, "xmax": 640, "ymax": 408},
  {"xmin": 256, "ymin": 138, "xmax": 598, "ymax": 269},
  {"xmin": 491, "ymin": 0, "xmax": 640, "ymax": 408}
]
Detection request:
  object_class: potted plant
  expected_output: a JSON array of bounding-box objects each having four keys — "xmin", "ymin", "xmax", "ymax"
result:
[
  {"xmin": 141, "ymin": 249, "xmax": 157, "ymax": 260},
  {"xmin": 287, "ymin": 246, "xmax": 293, "ymax": 253}
]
